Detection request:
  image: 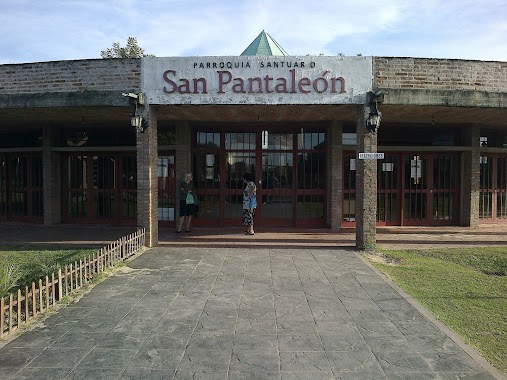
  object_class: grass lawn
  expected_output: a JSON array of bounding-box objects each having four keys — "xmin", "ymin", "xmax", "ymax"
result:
[
  {"xmin": 366, "ymin": 247, "xmax": 507, "ymax": 375},
  {"xmin": 0, "ymin": 245, "xmax": 96, "ymax": 297}
]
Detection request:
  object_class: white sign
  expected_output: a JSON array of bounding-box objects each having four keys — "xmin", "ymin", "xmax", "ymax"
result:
[
  {"xmin": 142, "ymin": 56, "xmax": 373, "ymax": 105},
  {"xmin": 358, "ymin": 153, "xmax": 384, "ymax": 159}
]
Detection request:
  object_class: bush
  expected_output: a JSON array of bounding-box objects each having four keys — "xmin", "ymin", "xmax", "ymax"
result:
[{"xmin": 0, "ymin": 264, "xmax": 22, "ymax": 298}]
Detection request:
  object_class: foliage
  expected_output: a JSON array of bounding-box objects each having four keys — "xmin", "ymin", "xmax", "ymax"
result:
[
  {"xmin": 0, "ymin": 264, "xmax": 23, "ymax": 298},
  {"xmin": 0, "ymin": 246, "xmax": 95, "ymax": 293},
  {"xmin": 367, "ymin": 247, "xmax": 507, "ymax": 375},
  {"xmin": 100, "ymin": 37, "xmax": 155, "ymax": 58}
]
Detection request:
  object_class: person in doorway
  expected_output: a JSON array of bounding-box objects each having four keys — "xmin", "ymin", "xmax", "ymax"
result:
[
  {"xmin": 242, "ymin": 173, "xmax": 257, "ymax": 235},
  {"xmin": 176, "ymin": 172, "xmax": 194, "ymax": 233}
]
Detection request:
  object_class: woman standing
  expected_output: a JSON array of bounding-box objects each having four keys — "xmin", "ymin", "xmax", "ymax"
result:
[
  {"xmin": 242, "ymin": 173, "xmax": 257, "ymax": 235},
  {"xmin": 176, "ymin": 173, "xmax": 194, "ymax": 233}
]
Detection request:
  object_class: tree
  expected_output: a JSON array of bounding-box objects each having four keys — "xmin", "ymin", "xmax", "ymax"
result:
[{"xmin": 100, "ymin": 37, "xmax": 155, "ymax": 58}]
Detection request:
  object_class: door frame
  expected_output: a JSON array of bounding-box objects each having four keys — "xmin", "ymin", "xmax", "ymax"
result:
[
  {"xmin": 479, "ymin": 155, "xmax": 507, "ymax": 224},
  {"xmin": 61, "ymin": 152, "xmax": 137, "ymax": 224},
  {"xmin": 342, "ymin": 151, "xmax": 460, "ymax": 227},
  {"xmin": 192, "ymin": 124, "xmax": 327, "ymax": 227},
  {"xmin": 400, "ymin": 153, "xmax": 460, "ymax": 226}
]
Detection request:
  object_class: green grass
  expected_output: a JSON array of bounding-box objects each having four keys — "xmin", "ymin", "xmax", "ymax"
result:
[
  {"xmin": 367, "ymin": 247, "xmax": 507, "ymax": 375},
  {"xmin": 0, "ymin": 246, "xmax": 96, "ymax": 297}
]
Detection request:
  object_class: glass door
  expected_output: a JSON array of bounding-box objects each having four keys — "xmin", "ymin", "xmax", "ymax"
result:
[
  {"xmin": 63, "ymin": 153, "xmax": 136, "ymax": 224},
  {"xmin": 224, "ymin": 132, "xmax": 256, "ymax": 225},
  {"xmin": 377, "ymin": 154, "xmax": 400, "ymax": 225},
  {"xmin": 1, "ymin": 154, "xmax": 43, "ymax": 221},
  {"xmin": 295, "ymin": 130, "xmax": 326, "ymax": 227},
  {"xmin": 258, "ymin": 131, "xmax": 294, "ymax": 226},
  {"xmin": 192, "ymin": 126, "xmax": 327, "ymax": 227},
  {"xmin": 480, "ymin": 156, "xmax": 507, "ymax": 223},
  {"xmin": 342, "ymin": 152, "xmax": 357, "ymax": 226},
  {"xmin": 158, "ymin": 152, "xmax": 176, "ymax": 225},
  {"xmin": 402, "ymin": 153, "xmax": 458, "ymax": 225}
]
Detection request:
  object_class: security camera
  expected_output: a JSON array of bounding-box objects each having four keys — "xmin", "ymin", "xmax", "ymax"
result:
[{"xmin": 122, "ymin": 92, "xmax": 138, "ymax": 99}]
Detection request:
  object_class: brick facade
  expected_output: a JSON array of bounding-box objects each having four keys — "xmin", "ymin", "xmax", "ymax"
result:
[
  {"xmin": 374, "ymin": 57, "xmax": 507, "ymax": 92},
  {"xmin": 0, "ymin": 59, "xmax": 141, "ymax": 95},
  {"xmin": 1, "ymin": 56, "xmax": 506, "ymax": 246}
]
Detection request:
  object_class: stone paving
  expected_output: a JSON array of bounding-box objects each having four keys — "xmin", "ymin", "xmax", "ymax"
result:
[{"xmin": 0, "ymin": 246, "xmax": 501, "ymax": 380}]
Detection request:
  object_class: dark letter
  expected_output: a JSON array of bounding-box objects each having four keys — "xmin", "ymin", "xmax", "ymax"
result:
[
  {"xmin": 163, "ymin": 70, "xmax": 177, "ymax": 93},
  {"xmin": 218, "ymin": 71, "xmax": 232, "ymax": 93}
]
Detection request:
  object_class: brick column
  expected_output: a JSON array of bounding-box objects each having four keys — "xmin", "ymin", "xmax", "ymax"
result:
[
  {"xmin": 136, "ymin": 107, "xmax": 158, "ymax": 247},
  {"xmin": 328, "ymin": 120, "xmax": 343, "ymax": 229},
  {"xmin": 42, "ymin": 125, "xmax": 60, "ymax": 225},
  {"xmin": 462, "ymin": 124, "xmax": 480, "ymax": 227},
  {"xmin": 355, "ymin": 106, "xmax": 377, "ymax": 250}
]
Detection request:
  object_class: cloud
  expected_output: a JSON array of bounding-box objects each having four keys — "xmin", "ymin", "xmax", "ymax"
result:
[{"xmin": 0, "ymin": 0, "xmax": 505, "ymax": 63}]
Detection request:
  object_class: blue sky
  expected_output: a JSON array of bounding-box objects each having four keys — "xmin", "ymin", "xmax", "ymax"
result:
[{"xmin": 1, "ymin": 0, "xmax": 506, "ymax": 64}]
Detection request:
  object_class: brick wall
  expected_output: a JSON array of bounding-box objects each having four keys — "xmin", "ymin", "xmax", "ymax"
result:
[
  {"xmin": 374, "ymin": 57, "xmax": 507, "ymax": 92},
  {"xmin": 462, "ymin": 126, "xmax": 481, "ymax": 227},
  {"xmin": 0, "ymin": 59, "xmax": 141, "ymax": 95},
  {"xmin": 355, "ymin": 106, "xmax": 378, "ymax": 249},
  {"xmin": 136, "ymin": 107, "xmax": 158, "ymax": 247}
]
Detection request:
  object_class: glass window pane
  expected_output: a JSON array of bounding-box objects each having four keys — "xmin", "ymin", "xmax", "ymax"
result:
[
  {"xmin": 197, "ymin": 132, "xmax": 220, "ymax": 148},
  {"xmin": 265, "ymin": 132, "xmax": 293, "ymax": 150},
  {"xmin": 343, "ymin": 193, "xmax": 355, "ymax": 222},
  {"xmin": 194, "ymin": 153, "xmax": 221, "ymax": 189},
  {"xmin": 197, "ymin": 194, "xmax": 220, "ymax": 218},
  {"xmin": 297, "ymin": 195, "xmax": 324, "ymax": 219},
  {"xmin": 122, "ymin": 192, "xmax": 137, "ymax": 219},
  {"xmin": 226, "ymin": 132, "xmax": 255, "ymax": 150},
  {"xmin": 298, "ymin": 152, "xmax": 325, "ymax": 189},
  {"xmin": 226, "ymin": 152, "xmax": 255, "ymax": 189}
]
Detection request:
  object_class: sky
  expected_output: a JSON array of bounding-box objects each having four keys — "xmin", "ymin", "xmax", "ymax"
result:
[{"xmin": 1, "ymin": 0, "xmax": 506, "ymax": 64}]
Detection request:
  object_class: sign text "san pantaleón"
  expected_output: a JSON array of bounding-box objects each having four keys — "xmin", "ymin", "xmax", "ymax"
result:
[{"xmin": 162, "ymin": 69, "xmax": 346, "ymax": 95}]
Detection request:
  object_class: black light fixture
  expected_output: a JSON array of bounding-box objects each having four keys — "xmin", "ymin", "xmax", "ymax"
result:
[
  {"xmin": 365, "ymin": 91, "xmax": 382, "ymax": 134},
  {"xmin": 123, "ymin": 92, "xmax": 147, "ymax": 133},
  {"xmin": 130, "ymin": 104, "xmax": 147, "ymax": 133}
]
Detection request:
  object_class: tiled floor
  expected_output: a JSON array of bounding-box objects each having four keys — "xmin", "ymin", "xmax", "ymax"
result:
[{"xmin": 0, "ymin": 246, "xmax": 500, "ymax": 379}]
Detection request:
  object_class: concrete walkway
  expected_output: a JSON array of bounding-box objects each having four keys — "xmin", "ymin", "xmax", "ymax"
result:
[{"xmin": 0, "ymin": 246, "xmax": 502, "ymax": 379}]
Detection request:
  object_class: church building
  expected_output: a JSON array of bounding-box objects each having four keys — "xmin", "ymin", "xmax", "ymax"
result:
[{"xmin": 0, "ymin": 31, "xmax": 506, "ymax": 247}]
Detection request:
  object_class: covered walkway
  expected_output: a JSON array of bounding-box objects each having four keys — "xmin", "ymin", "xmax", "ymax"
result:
[{"xmin": 1, "ymin": 223, "xmax": 506, "ymax": 250}]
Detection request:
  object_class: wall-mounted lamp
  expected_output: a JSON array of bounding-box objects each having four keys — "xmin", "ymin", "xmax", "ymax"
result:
[
  {"xmin": 365, "ymin": 91, "xmax": 383, "ymax": 134},
  {"xmin": 130, "ymin": 104, "xmax": 147, "ymax": 133},
  {"xmin": 123, "ymin": 92, "xmax": 147, "ymax": 133}
]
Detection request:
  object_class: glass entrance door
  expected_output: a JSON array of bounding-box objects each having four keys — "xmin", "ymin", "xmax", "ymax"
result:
[
  {"xmin": 158, "ymin": 152, "xmax": 176, "ymax": 225},
  {"xmin": 192, "ymin": 126, "xmax": 327, "ymax": 227},
  {"xmin": 63, "ymin": 153, "xmax": 137, "ymax": 224},
  {"xmin": 402, "ymin": 154, "xmax": 458, "ymax": 225},
  {"xmin": 342, "ymin": 152, "xmax": 459, "ymax": 226},
  {"xmin": 480, "ymin": 156, "xmax": 507, "ymax": 223},
  {"xmin": 377, "ymin": 154, "xmax": 400, "ymax": 225},
  {"xmin": 258, "ymin": 131, "xmax": 295, "ymax": 226},
  {"xmin": 0, "ymin": 154, "xmax": 43, "ymax": 221}
]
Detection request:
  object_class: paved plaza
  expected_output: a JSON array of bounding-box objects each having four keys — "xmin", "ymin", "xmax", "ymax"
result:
[{"xmin": 0, "ymin": 245, "xmax": 502, "ymax": 379}]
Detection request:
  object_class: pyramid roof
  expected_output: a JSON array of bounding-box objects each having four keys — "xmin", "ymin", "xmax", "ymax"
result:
[{"xmin": 240, "ymin": 30, "xmax": 289, "ymax": 56}]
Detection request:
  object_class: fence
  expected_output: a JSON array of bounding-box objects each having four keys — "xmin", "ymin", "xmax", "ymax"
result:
[{"xmin": 0, "ymin": 228, "xmax": 145, "ymax": 339}]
